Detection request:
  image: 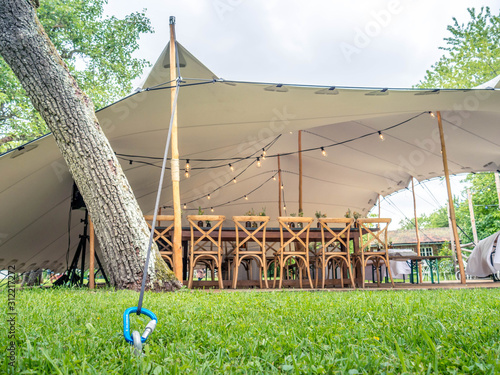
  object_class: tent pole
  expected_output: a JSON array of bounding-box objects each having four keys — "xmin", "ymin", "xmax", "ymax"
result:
[
  {"xmin": 278, "ymin": 154, "xmax": 282, "ymax": 216},
  {"xmin": 495, "ymin": 171, "xmax": 500, "ymax": 206},
  {"xmin": 89, "ymin": 215, "xmax": 95, "ymax": 289},
  {"xmin": 169, "ymin": 19, "xmax": 183, "ymax": 281},
  {"xmin": 411, "ymin": 177, "xmax": 423, "ymax": 282},
  {"xmin": 467, "ymin": 188, "xmax": 478, "ymax": 245},
  {"xmin": 378, "ymin": 194, "xmax": 381, "ymax": 218},
  {"xmin": 298, "ymin": 131, "xmax": 303, "ymax": 215},
  {"xmin": 446, "ymin": 202, "xmax": 458, "ymax": 270},
  {"xmin": 437, "ymin": 111, "xmax": 466, "ymax": 284}
]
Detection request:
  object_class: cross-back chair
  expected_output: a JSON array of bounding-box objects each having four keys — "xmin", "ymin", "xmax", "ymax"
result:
[
  {"xmin": 318, "ymin": 218, "xmax": 355, "ymax": 289},
  {"xmin": 355, "ymin": 218, "xmax": 394, "ymax": 288},
  {"xmin": 144, "ymin": 215, "xmax": 174, "ymax": 270},
  {"xmin": 231, "ymin": 216, "xmax": 270, "ymax": 289},
  {"xmin": 274, "ymin": 216, "xmax": 314, "ymax": 289},
  {"xmin": 187, "ymin": 215, "xmax": 225, "ymax": 289}
]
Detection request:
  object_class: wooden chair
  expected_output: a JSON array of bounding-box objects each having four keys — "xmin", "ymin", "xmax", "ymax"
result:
[
  {"xmin": 354, "ymin": 218, "xmax": 394, "ymax": 288},
  {"xmin": 144, "ymin": 215, "xmax": 174, "ymax": 270},
  {"xmin": 318, "ymin": 218, "xmax": 355, "ymax": 289},
  {"xmin": 274, "ymin": 217, "xmax": 314, "ymax": 289},
  {"xmin": 231, "ymin": 216, "xmax": 270, "ymax": 289},
  {"xmin": 187, "ymin": 215, "xmax": 225, "ymax": 289}
]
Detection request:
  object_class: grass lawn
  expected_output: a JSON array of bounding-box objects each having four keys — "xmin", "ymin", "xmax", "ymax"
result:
[{"xmin": 2, "ymin": 287, "xmax": 500, "ymax": 374}]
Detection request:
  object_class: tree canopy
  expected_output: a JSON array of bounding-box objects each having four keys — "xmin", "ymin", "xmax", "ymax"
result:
[
  {"xmin": 417, "ymin": 6, "xmax": 500, "ymax": 89},
  {"xmin": 403, "ymin": 7, "xmax": 500, "ymax": 243},
  {"xmin": 0, "ymin": 0, "xmax": 152, "ymax": 153}
]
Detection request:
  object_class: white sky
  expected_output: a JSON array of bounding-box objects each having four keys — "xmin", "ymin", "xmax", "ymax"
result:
[{"xmin": 103, "ymin": 0, "xmax": 499, "ymax": 227}]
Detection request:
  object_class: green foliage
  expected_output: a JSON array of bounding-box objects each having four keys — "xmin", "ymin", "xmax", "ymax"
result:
[
  {"xmin": 417, "ymin": 7, "xmax": 500, "ymax": 89},
  {"xmin": 0, "ymin": 0, "xmax": 153, "ymax": 153},
  {"xmin": 2, "ymin": 288, "xmax": 500, "ymax": 373}
]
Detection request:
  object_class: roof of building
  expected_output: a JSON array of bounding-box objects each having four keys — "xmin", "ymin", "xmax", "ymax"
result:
[{"xmin": 388, "ymin": 227, "xmax": 451, "ymax": 244}]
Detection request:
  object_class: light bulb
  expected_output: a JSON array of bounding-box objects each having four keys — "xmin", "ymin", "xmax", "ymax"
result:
[
  {"xmin": 281, "ymin": 184, "xmax": 284, "ymax": 190},
  {"xmin": 207, "ymin": 194, "xmax": 211, "ymax": 200},
  {"xmin": 244, "ymin": 195, "xmax": 248, "ymax": 200},
  {"xmin": 211, "ymin": 207, "xmax": 214, "ymax": 212},
  {"xmin": 256, "ymin": 157, "xmax": 261, "ymax": 168},
  {"xmin": 233, "ymin": 178, "xmax": 237, "ymax": 184},
  {"xmin": 183, "ymin": 203, "xmax": 187, "ymax": 209},
  {"xmin": 283, "ymin": 205, "xmax": 287, "ymax": 211},
  {"xmin": 321, "ymin": 147, "xmax": 327, "ymax": 157},
  {"xmin": 378, "ymin": 131, "xmax": 385, "ymax": 141},
  {"xmin": 185, "ymin": 170, "xmax": 190, "ymax": 178},
  {"xmin": 262, "ymin": 149, "xmax": 266, "ymax": 160},
  {"xmin": 273, "ymin": 175, "xmax": 277, "ymax": 181},
  {"xmin": 429, "ymin": 111, "xmax": 435, "ymax": 118},
  {"xmin": 185, "ymin": 159, "xmax": 191, "ymax": 171},
  {"xmin": 229, "ymin": 164, "xmax": 234, "ymax": 172}
]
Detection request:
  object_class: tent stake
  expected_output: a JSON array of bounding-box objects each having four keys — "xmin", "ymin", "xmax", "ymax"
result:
[
  {"xmin": 437, "ymin": 111, "xmax": 466, "ymax": 284},
  {"xmin": 298, "ymin": 131, "xmax": 303, "ymax": 215},
  {"xmin": 278, "ymin": 154, "xmax": 282, "ymax": 216},
  {"xmin": 169, "ymin": 19, "xmax": 183, "ymax": 281},
  {"xmin": 411, "ymin": 177, "xmax": 423, "ymax": 282}
]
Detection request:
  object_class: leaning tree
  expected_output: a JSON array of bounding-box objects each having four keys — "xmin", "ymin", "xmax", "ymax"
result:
[{"xmin": 0, "ymin": 0, "xmax": 180, "ymax": 291}]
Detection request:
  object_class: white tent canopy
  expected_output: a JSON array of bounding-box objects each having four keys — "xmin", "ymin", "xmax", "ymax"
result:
[{"xmin": 1, "ymin": 42, "xmax": 500, "ymax": 272}]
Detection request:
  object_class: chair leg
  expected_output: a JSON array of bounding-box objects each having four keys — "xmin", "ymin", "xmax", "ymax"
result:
[
  {"xmin": 305, "ymin": 259, "xmax": 314, "ymax": 289},
  {"xmin": 261, "ymin": 257, "xmax": 269, "ymax": 289},
  {"xmin": 232, "ymin": 257, "xmax": 240, "ymax": 289},
  {"xmin": 384, "ymin": 255, "xmax": 395, "ymax": 287},
  {"xmin": 188, "ymin": 259, "xmax": 195, "ymax": 289},
  {"xmin": 360, "ymin": 257, "xmax": 366, "ymax": 289},
  {"xmin": 347, "ymin": 258, "xmax": 356, "ymax": 289}
]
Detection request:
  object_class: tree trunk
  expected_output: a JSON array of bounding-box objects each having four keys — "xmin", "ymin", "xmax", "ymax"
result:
[{"xmin": 0, "ymin": 0, "xmax": 180, "ymax": 291}]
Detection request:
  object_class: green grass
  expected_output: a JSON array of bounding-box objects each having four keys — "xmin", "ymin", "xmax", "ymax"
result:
[{"xmin": 2, "ymin": 288, "xmax": 500, "ymax": 374}]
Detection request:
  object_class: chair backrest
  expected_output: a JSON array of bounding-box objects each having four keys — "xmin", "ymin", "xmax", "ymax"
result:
[
  {"xmin": 144, "ymin": 215, "xmax": 175, "ymax": 250},
  {"xmin": 319, "ymin": 218, "xmax": 353, "ymax": 253},
  {"xmin": 187, "ymin": 215, "xmax": 225, "ymax": 252},
  {"xmin": 357, "ymin": 218, "xmax": 391, "ymax": 253},
  {"xmin": 277, "ymin": 216, "xmax": 314, "ymax": 251},
  {"xmin": 232, "ymin": 216, "xmax": 269, "ymax": 251}
]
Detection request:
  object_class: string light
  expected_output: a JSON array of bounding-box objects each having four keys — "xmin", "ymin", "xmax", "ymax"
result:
[
  {"xmin": 229, "ymin": 164, "xmax": 234, "ymax": 172},
  {"xmin": 129, "ymin": 160, "xmax": 133, "ymax": 165},
  {"xmin": 245, "ymin": 195, "xmax": 248, "ymax": 200},
  {"xmin": 256, "ymin": 157, "xmax": 262, "ymax": 168},
  {"xmin": 233, "ymin": 178, "xmax": 237, "ymax": 184},
  {"xmin": 211, "ymin": 207, "xmax": 214, "ymax": 212},
  {"xmin": 429, "ymin": 111, "xmax": 436, "ymax": 118},
  {"xmin": 185, "ymin": 170, "xmax": 190, "ymax": 178},
  {"xmin": 321, "ymin": 147, "xmax": 327, "ymax": 157},
  {"xmin": 378, "ymin": 131, "xmax": 385, "ymax": 141},
  {"xmin": 262, "ymin": 149, "xmax": 266, "ymax": 160},
  {"xmin": 185, "ymin": 159, "xmax": 191, "ymax": 171},
  {"xmin": 183, "ymin": 203, "xmax": 187, "ymax": 209},
  {"xmin": 207, "ymin": 194, "xmax": 211, "ymax": 200},
  {"xmin": 273, "ymin": 175, "xmax": 277, "ymax": 181},
  {"xmin": 283, "ymin": 205, "xmax": 287, "ymax": 211},
  {"xmin": 281, "ymin": 184, "xmax": 284, "ymax": 190}
]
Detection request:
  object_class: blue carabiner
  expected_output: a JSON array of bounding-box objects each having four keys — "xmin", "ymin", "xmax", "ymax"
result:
[{"xmin": 123, "ymin": 307, "xmax": 158, "ymax": 344}]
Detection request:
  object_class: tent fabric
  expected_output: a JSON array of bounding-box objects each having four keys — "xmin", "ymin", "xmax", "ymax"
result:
[{"xmin": 1, "ymin": 42, "xmax": 500, "ymax": 273}]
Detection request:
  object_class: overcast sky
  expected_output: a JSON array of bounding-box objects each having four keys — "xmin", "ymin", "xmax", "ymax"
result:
[{"xmin": 104, "ymin": 0, "xmax": 499, "ymax": 227}]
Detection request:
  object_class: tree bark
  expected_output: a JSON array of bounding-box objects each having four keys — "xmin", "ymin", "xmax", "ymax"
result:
[{"xmin": 0, "ymin": 0, "xmax": 180, "ymax": 291}]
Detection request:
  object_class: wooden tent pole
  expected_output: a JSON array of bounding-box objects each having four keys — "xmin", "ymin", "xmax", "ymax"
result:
[
  {"xmin": 278, "ymin": 154, "xmax": 282, "ymax": 216},
  {"xmin": 467, "ymin": 188, "xmax": 478, "ymax": 244},
  {"xmin": 411, "ymin": 177, "xmax": 423, "ymax": 282},
  {"xmin": 298, "ymin": 131, "xmax": 303, "ymax": 215},
  {"xmin": 437, "ymin": 111, "xmax": 466, "ymax": 284},
  {"xmin": 89, "ymin": 216, "xmax": 95, "ymax": 289},
  {"xmin": 495, "ymin": 171, "xmax": 500, "ymax": 205},
  {"xmin": 169, "ymin": 18, "xmax": 183, "ymax": 281},
  {"xmin": 378, "ymin": 194, "xmax": 381, "ymax": 218},
  {"xmin": 447, "ymin": 202, "xmax": 458, "ymax": 270}
]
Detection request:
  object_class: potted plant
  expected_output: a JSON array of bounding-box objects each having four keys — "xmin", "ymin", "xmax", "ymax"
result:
[
  {"xmin": 315, "ymin": 211, "xmax": 327, "ymax": 227},
  {"xmin": 197, "ymin": 207, "xmax": 204, "ymax": 227},
  {"xmin": 258, "ymin": 207, "xmax": 266, "ymax": 226}
]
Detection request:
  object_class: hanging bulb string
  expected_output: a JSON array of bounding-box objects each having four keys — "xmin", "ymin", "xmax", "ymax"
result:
[
  {"xmin": 117, "ymin": 112, "xmax": 426, "ymax": 167},
  {"xmin": 167, "ymin": 172, "xmax": 279, "ymax": 210}
]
